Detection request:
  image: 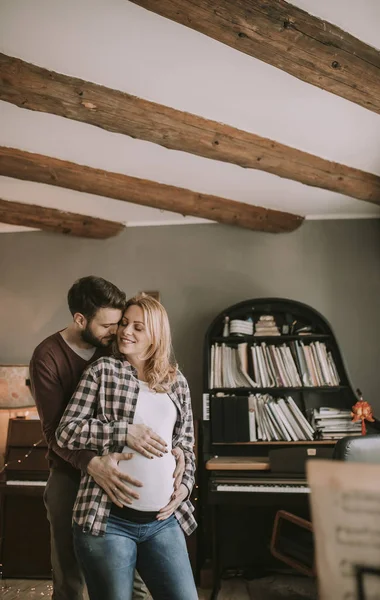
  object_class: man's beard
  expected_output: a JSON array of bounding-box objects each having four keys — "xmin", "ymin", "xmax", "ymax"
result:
[{"xmin": 81, "ymin": 324, "xmax": 114, "ymax": 348}]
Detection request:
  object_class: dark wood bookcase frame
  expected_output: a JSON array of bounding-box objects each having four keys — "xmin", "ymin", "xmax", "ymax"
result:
[{"xmin": 202, "ymin": 297, "xmax": 359, "ymax": 459}]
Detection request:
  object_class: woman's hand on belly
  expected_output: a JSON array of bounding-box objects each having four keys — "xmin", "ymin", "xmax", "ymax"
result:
[
  {"xmin": 156, "ymin": 483, "xmax": 189, "ymax": 521},
  {"xmin": 126, "ymin": 423, "xmax": 168, "ymax": 459}
]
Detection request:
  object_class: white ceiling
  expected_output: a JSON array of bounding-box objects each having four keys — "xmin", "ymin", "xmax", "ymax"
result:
[{"xmin": 1, "ymin": 0, "xmax": 380, "ymax": 234}]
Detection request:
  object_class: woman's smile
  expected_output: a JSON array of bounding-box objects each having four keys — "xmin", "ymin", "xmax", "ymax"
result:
[{"xmin": 120, "ymin": 337, "xmax": 135, "ymax": 344}]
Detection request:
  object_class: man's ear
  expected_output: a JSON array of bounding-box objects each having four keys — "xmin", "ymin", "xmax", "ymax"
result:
[{"xmin": 73, "ymin": 312, "xmax": 87, "ymax": 330}]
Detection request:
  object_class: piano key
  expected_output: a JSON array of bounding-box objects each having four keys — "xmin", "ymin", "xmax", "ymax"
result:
[{"xmin": 6, "ymin": 480, "xmax": 47, "ymax": 486}]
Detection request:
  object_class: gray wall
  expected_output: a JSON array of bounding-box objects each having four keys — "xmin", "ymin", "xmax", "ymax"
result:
[{"xmin": 1, "ymin": 220, "xmax": 380, "ymax": 416}]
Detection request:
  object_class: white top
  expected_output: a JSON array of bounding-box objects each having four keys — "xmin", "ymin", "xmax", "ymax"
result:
[{"xmin": 118, "ymin": 380, "xmax": 177, "ymax": 511}]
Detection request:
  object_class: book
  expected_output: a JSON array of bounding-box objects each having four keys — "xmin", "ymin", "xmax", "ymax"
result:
[
  {"xmin": 235, "ymin": 396, "xmax": 250, "ymax": 442},
  {"xmin": 278, "ymin": 398, "xmax": 306, "ymax": 441},
  {"xmin": 271, "ymin": 346, "xmax": 289, "ymax": 387},
  {"xmin": 248, "ymin": 395, "xmax": 257, "ymax": 442},
  {"xmin": 257, "ymin": 346, "xmax": 270, "ymax": 387},
  {"xmin": 210, "ymin": 345, "xmax": 215, "ymax": 388},
  {"xmin": 257, "ymin": 396, "xmax": 269, "ymax": 440},
  {"xmin": 268, "ymin": 400, "xmax": 292, "ymax": 441},
  {"xmin": 303, "ymin": 344, "xmax": 319, "ymax": 386},
  {"xmin": 294, "ymin": 341, "xmax": 311, "ymax": 386},
  {"xmin": 315, "ymin": 407, "xmax": 351, "ymax": 417},
  {"xmin": 284, "ymin": 346, "xmax": 302, "ymax": 386},
  {"xmin": 253, "ymin": 395, "xmax": 263, "ymax": 440},
  {"xmin": 237, "ymin": 343, "xmax": 258, "ymax": 387},
  {"xmin": 211, "ymin": 396, "xmax": 224, "ymax": 442},
  {"xmin": 310, "ymin": 343, "xmax": 324, "ymax": 386},
  {"xmin": 275, "ymin": 401, "xmax": 298, "ymax": 441},
  {"xmin": 211, "ymin": 395, "xmax": 251, "ymax": 442},
  {"xmin": 286, "ymin": 397, "xmax": 315, "ymax": 439},
  {"xmin": 315, "ymin": 342, "xmax": 333, "ymax": 385},
  {"xmin": 260, "ymin": 399, "xmax": 276, "ymax": 440},
  {"xmin": 251, "ymin": 345, "xmax": 260, "ymax": 386},
  {"xmin": 261, "ymin": 343, "xmax": 276, "ymax": 387},
  {"xmin": 266, "ymin": 345, "xmax": 282, "ymax": 387},
  {"xmin": 224, "ymin": 396, "xmax": 238, "ymax": 442},
  {"xmin": 264, "ymin": 402, "xmax": 282, "ymax": 441}
]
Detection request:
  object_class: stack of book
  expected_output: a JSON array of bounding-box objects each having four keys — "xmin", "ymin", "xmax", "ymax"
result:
[
  {"xmin": 210, "ymin": 340, "xmax": 340, "ymax": 390},
  {"xmin": 229, "ymin": 319, "xmax": 254, "ymax": 336},
  {"xmin": 312, "ymin": 407, "xmax": 361, "ymax": 440},
  {"xmin": 292, "ymin": 341, "xmax": 340, "ymax": 387},
  {"xmin": 252, "ymin": 340, "xmax": 340, "ymax": 388},
  {"xmin": 251, "ymin": 343, "xmax": 302, "ymax": 387},
  {"xmin": 211, "ymin": 393, "xmax": 316, "ymax": 443},
  {"xmin": 254, "ymin": 315, "xmax": 280, "ymax": 336},
  {"xmin": 249, "ymin": 394, "xmax": 315, "ymax": 442},
  {"xmin": 210, "ymin": 343, "xmax": 258, "ymax": 389}
]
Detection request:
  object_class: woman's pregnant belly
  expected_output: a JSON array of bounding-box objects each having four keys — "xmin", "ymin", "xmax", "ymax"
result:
[{"xmin": 118, "ymin": 447, "xmax": 176, "ymax": 511}]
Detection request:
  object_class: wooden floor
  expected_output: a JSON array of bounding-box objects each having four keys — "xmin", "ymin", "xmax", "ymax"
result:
[
  {"xmin": 0, "ymin": 580, "xmax": 211, "ymax": 599},
  {"xmin": 1, "ymin": 580, "xmax": 53, "ymax": 599},
  {"xmin": 0, "ymin": 576, "xmax": 317, "ymax": 599}
]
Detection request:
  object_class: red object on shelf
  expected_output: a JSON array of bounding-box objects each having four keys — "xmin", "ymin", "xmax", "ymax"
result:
[{"xmin": 351, "ymin": 390, "xmax": 375, "ymax": 435}]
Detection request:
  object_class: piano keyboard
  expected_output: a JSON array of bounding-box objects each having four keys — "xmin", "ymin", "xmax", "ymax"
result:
[
  {"xmin": 212, "ymin": 478, "xmax": 310, "ymax": 494},
  {"xmin": 203, "ymin": 393, "xmax": 210, "ymax": 421},
  {"xmin": 6, "ymin": 480, "xmax": 47, "ymax": 486},
  {"xmin": 215, "ymin": 483, "xmax": 310, "ymax": 494}
]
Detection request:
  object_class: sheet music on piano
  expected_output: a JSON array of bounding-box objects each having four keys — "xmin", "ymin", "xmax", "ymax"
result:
[{"xmin": 308, "ymin": 460, "xmax": 380, "ymax": 600}]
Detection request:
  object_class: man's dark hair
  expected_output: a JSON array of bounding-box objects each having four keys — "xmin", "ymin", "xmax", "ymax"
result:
[{"xmin": 68, "ymin": 276, "xmax": 126, "ymax": 320}]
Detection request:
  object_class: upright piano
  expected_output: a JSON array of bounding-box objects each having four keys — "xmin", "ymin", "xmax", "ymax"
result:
[
  {"xmin": 0, "ymin": 418, "xmax": 51, "ymax": 578},
  {"xmin": 200, "ymin": 297, "xmax": 360, "ymax": 597},
  {"xmin": 203, "ymin": 444, "xmax": 334, "ymax": 595}
]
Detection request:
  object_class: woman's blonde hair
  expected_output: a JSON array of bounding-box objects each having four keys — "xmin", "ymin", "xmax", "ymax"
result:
[{"xmin": 121, "ymin": 294, "xmax": 177, "ymax": 392}]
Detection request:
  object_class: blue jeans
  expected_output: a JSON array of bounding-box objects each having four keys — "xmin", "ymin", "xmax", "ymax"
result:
[{"xmin": 73, "ymin": 514, "xmax": 198, "ymax": 600}]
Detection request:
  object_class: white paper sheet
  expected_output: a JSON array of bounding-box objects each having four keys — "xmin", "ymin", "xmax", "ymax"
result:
[{"xmin": 307, "ymin": 460, "xmax": 380, "ymax": 600}]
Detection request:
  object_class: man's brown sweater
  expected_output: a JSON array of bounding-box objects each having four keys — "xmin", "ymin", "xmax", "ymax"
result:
[{"xmin": 29, "ymin": 332, "xmax": 103, "ymax": 473}]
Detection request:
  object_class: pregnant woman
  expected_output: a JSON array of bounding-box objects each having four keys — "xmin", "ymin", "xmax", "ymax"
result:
[{"xmin": 56, "ymin": 294, "xmax": 197, "ymax": 600}]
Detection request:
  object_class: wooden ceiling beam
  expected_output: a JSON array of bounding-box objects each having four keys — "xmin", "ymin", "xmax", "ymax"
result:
[
  {"xmin": 130, "ymin": 0, "xmax": 380, "ymax": 115},
  {"xmin": 1, "ymin": 53, "xmax": 380, "ymax": 204},
  {"xmin": 0, "ymin": 197, "xmax": 125, "ymax": 238},
  {"xmin": 0, "ymin": 147, "xmax": 303, "ymax": 233}
]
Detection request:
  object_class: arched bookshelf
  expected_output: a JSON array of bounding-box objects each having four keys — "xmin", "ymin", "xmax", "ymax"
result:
[{"xmin": 202, "ymin": 297, "xmax": 359, "ymax": 453}]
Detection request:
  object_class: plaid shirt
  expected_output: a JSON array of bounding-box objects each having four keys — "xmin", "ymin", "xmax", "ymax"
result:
[{"xmin": 56, "ymin": 356, "xmax": 196, "ymax": 536}]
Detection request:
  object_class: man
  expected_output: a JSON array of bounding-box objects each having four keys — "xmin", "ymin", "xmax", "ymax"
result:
[{"xmin": 30, "ymin": 276, "xmax": 184, "ymax": 600}]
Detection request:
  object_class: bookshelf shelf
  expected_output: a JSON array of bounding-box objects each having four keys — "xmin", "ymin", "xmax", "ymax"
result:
[
  {"xmin": 213, "ymin": 440, "xmax": 338, "ymax": 446},
  {"xmin": 210, "ymin": 386, "xmax": 347, "ymax": 393},
  {"xmin": 212, "ymin": 334, "xmax": 331, "ymax": 343},
  {"xmin": 203, "ymin": 297, "xmax": 358, "ymax": 448}
]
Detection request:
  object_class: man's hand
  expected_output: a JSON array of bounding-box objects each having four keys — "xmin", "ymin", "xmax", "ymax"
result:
[
  {"xmin": 171, "ymin": 446, "xmax": 185, "ymax": 491},
  {"xmin": 157, "ymin": 484, "xmax": 188, "ymax": 521},
  {"xmin": 87, "ymin": 453, "xmax": 143, "ymax": 508},
  {"xmin": 126, "ymin": 423, "xmax": 167, "ymax": 459}
]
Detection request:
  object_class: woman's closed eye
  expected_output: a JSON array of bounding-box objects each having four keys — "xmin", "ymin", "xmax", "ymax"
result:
[{"xmin": 120, "ymin": 320, "xmax": 144, "ymax": 332}]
